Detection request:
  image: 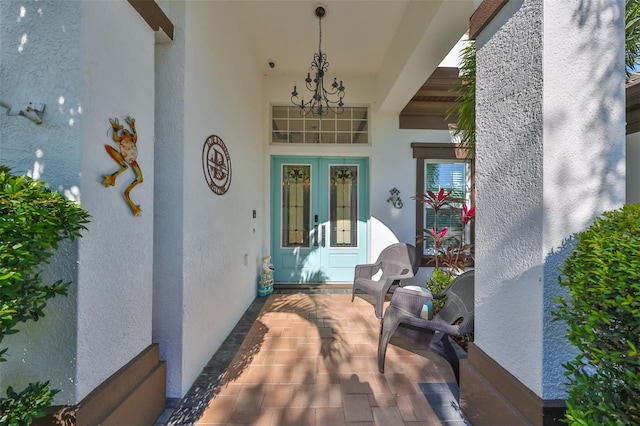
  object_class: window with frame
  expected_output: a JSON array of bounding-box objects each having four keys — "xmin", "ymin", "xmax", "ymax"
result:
[
  {"xmin": 271, "ymin": 106, "xmax": 369, "ymax": 145},
  {"xmin": 412, "ymin": 143, "xmax": 475, "ymax": 263}
]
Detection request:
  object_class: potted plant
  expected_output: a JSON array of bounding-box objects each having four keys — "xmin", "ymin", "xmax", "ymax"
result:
[
  {"xmin": 412, "ymin": 188, "xmax": 475, "ymax": 314},
  {"xmin": 414, "ymin": 188, "xmax": 475, "ymax": 275}
]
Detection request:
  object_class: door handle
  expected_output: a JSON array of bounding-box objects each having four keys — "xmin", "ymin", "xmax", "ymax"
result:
[
  {"xmin": 321, "ymin": 225, "xmax": 326, "ymax": 248},
  {"xmin": 314, "ymin": 225, "xmax": 318, "ymax": 247}
]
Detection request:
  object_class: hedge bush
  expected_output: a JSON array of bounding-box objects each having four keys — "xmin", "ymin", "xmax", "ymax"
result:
[
  {"xmin": 0, "ymin": 166, "xmax": 90, "ymax": 424},
  {"xmin": 553, "ymin": 203, "xmax": 640, "ymax": 425}
]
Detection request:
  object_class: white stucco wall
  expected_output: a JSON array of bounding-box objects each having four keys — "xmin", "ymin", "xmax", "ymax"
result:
[
  {"xmin": 0, "ymin": 0, "xmax": 82, "ymax": 404},
  {"xmin": 627, "ymin": 132, "xmax": 640, "ymax": 203},
  {"xmin": 475, "ymin": 0, "xmax": 545, "ymax": 396},
  {"xmin": 152, "ymin": 1, "xmax": 266, "ymax": 397},
  {"xmin": 370, "ymin": 115, "xmax": 454, "ymax": 286},
  {"xmin": 181, "ymin": 0, "xmax": 264, "ymax": 397},
  {"xmin": 75, "ymin": 0, "xmax": 156, "ymax": 401},
  {"xmin": 475, "ymin": 0, "xmax": 625, "ymax": 399},
  {"xmin": 0, "ymin": 0, "xmax": 156, "ymax": 404},
  {"xmin": 154, "ymin": 0, "xmax": 187, "ymax": 401}
]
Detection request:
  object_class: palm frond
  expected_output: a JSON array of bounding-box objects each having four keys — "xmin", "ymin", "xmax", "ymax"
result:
[
  {"xmin": 446, "ymin": 40, "xmax": 476, "ymax": 156},
  {"xmin": 626, "ymin": 0, "xmax": 640, "ymax": 76}
]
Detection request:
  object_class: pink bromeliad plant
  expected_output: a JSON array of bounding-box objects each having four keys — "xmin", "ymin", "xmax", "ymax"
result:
[{"xmin": 413, "ymin": 188, "xmax": 475, "ymax": 275}]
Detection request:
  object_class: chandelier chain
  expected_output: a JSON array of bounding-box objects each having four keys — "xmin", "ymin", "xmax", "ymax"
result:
[{"xmin": 318, "ymin": 15, "xmax": 322, "ymax": 54}]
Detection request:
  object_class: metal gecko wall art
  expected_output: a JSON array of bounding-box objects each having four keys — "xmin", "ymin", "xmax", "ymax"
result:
[{"xmin": 102, "ymin": 116, "xmax": 143, "ymax": 216}]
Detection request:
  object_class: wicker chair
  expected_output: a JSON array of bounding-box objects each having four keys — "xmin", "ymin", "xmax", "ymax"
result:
[
  {"xmin": 351, "ymin": 243, "xmax": 420, "ymax": 319},
  {"xmin": 377, "ymin": 270, "xmax": 474, "ymax": 384}
]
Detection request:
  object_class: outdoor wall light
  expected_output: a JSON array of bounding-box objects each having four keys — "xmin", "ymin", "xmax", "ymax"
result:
[{"xmin": 387, "ymin": 188, "xmax": 403, "ymax": 209}]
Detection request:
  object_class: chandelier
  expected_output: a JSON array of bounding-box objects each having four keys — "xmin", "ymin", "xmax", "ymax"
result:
[{"xmin": 291, "ymin": 5, "xmax": 345, "ymax": 117}]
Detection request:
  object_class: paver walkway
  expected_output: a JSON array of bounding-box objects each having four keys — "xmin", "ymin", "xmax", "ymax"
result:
[{"xmin": 156, "ymin": 292, "xmax": 470, "ymax": 425}]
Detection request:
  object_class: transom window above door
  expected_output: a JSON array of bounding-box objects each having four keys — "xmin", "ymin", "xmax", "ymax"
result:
[{"xmin": 271, "ymin": 106, "xmax": 369, "ymax": 145}]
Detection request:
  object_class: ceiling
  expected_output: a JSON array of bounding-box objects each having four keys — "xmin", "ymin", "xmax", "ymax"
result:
[
  {"xmin": 233, "ymin": 1, "xmax": 412, "ymax": 77},
  {"xmin": 231, "ymin": 0, "xmax": 474, "ymax": 118}
]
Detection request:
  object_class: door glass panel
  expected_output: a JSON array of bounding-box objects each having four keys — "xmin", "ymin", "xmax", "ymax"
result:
[
  {"xmin": 330, "ymin": 165, "xmax": 358, "ymax": 247},
  {"xmin": 282, "ymin": 165, "xmax": 311, "ymax": 247}
]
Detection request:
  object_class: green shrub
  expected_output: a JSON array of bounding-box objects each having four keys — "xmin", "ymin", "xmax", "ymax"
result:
[
  {"xmin": 0, "ymin": 166, "xmax": 90, "ymax": 424},
  {"xmin": 553, "ymin": 203, "xmax": 640, "ymax": 425},
  {"xmin": 426, "ymin": 268, "xmax": 452, "ymax": 312},
  {"xmin": 0, "ymin": 382, "xmax": 58, "ymax": 425}
]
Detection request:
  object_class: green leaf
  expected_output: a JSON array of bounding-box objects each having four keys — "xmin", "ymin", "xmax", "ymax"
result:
[
  {"xmin": 553, "ymin": 202, "xmax": 640, "ymax": 425},
  {"xmin": 0, "ymin": 166, "xmax": 90, "ymax": 419}
]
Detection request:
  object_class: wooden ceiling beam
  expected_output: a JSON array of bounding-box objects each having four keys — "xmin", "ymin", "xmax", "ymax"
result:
[
  {"xmin": 399, "ymin": 115, "xmax": 452, "ymax": 130},
  {"xmin": 128, "ymin": 0, "xmax": 174, "ymax": 40},
  {"xmin": 413, "ymin": 88, "xmax": 459, "ymax": 98},
  {"xmin": 401, "ymin": 100, "xmax": 456, "ymax": 115}
]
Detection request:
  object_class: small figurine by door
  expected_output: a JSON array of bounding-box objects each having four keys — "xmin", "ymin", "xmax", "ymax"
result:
[{"xmin": 258, "ymin": 256, "xmax": 274, "ymax": 296}]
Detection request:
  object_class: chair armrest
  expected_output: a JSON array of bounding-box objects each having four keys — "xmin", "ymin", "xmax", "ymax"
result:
[
  {"xmin": 389, "ymin": 287, "xmax": 432, "ymax": 316},
  {"xmin": 387, "ymin": 268, "xmax": 416, "ymax": 282},
  {"xmin": 354, "ymin": 263, "xmax": 380, "ymax": 278},
  {"xmin": 387, "ymin": 305, "xmax": 466, "ymax": 337},
  {"xmin": 432, "ymin": 291, "xmax": 447, "ymax": 300}
]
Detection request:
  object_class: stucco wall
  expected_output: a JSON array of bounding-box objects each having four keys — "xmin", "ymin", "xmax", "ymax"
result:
[
  {"xmin": 181, "ymin": 0, "xmax": 264, "ymax": 397},
  {"xmin": 153, "ymin": 0, "xmax": 187, "ymax": 401},
  {"xmin": 475, "ymin": 0, "xmax": 625, "ymax": 399},
  {"xmin": 475, "ymin": 0, "xmax": 545, "ymax": 396},
  {"xmin": 0, "ymin": 0, "xmax": 82, "ymax": 404},
  {"xmin": 152, "ymin": 1, "xmax": 267, "ymax": 397},
  {"xmin": 0, "ymin": 0, "xmax": 156, "ymax": 404},
  {"xmin": 75, "ymin": 0, "xmax": 156, "ymax": 401}
]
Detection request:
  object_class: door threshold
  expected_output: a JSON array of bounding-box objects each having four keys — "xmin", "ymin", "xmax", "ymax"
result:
[{"xmin": 274, "ymin": 283, "xmax": 352, "ymax": 290}]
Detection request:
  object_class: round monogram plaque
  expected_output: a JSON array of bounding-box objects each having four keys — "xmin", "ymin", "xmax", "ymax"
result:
[{"xmin": 202, "ymin": 135, "xmax": 232, "ymax": 195}]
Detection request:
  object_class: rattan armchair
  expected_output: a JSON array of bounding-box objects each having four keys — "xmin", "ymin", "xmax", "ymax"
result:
[
  {"xmin": 377, "ymin": 270, "xmax": 474, "ymax": 384},
  {"xmin": 351, "ymin": 243, "xmax": 420, "ymax": 319}
]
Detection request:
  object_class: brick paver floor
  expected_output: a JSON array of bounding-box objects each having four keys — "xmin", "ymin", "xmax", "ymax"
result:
[{"xmin": 157, "ymin": 292, "xmax": 469, "ymax": 425}]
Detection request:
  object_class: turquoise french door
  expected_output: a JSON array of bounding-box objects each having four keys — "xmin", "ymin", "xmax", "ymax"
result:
[{"xmin": 271, "ymin": 156, "xmax": 369, "ymax": 283}]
